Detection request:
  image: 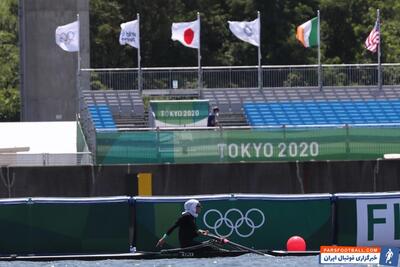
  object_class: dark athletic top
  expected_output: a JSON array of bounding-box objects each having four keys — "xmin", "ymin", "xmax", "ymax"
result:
[
  {"xmin": 166, "ymin": 212, "xmax": 199, "ymax": 248},
  {"xmin": 207, "ymin": 113, "xmax": 217, "ymax": 126}
]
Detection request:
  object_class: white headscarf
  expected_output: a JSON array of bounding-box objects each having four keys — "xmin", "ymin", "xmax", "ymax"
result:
[{"xmin": 182, "ymin": 199, "xmax": 200, "ymax": 218}]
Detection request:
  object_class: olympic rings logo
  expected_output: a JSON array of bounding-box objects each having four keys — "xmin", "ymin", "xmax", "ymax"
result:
[
  {"xmin": 202, "ymin": 208, "xmax": 265, "ymax": 238},
  {"xmin": 57, "ymin": 31, "xmax": 76, "ymax": 45},
  {"xmin": 244, "ymin": 25, "xmax": 253, "ymax": 36}
]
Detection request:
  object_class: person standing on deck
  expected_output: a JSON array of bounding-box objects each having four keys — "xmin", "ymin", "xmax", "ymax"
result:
[
  {"xmin": 207, "ymin": 106, "xmax": 220, "ymax": 127},
  {"xmin": 156, "ymin": 199, "xmax": 208, "ymax": 248}
]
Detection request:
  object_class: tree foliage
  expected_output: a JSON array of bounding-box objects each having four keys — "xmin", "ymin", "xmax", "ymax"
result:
[
  {"xmin": 0, "ymin": 0, "xmax": 19, "ymax": 121},
  {"xmin": 1, "ymin": 0, "xmax": 400, "ymax": 120},
  {"xmin": 90, "ymin": 0, "xmax": 400, "ymax": 68}
]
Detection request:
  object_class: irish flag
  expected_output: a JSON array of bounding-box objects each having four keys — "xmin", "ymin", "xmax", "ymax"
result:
[{"xmin": 296, "ymin": 17, "xmax": 318, "ymax": 48}]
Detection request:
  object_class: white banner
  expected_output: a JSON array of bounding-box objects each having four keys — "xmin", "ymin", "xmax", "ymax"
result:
[
  {"xmin": 119, "ymin": 19, "xmax": 139, "ymax": 48},
  {"xmin": 357, "ymin": 198, "xmax": 400, "ymax": 246},
  {"xmin": 55, "ymin": 20, "xmax": 79, "ymax": 52}
]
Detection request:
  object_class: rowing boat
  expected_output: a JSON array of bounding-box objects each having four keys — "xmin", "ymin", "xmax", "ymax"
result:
[
  {"xmin": 0, "ymin": 250, "xmax": 320, "ymax": 261},
  {"xmin": 0, "ymin": 235, "xmax": 319, "ymax": 261},
  {"xmin": 0, "ymin": 249, "xmax": 319, "ymax": 261}
]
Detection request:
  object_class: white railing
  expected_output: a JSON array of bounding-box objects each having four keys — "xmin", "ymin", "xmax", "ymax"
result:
[
  {"xmin": 0, "ymin": 152, "xmax": 93, "ymax": 166},
  {"xmin": 94, "ymin": 122, "xmax": 400, "ymax": 133},
  {"xmin": 81, "ymin": 63, "xmax": 400, "ymax": 91}
]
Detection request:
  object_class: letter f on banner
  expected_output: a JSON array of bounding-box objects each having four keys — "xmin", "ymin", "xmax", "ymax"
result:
[{"xmin": 368, "ymin": 204, "xmax": 387, "ymax": 240}]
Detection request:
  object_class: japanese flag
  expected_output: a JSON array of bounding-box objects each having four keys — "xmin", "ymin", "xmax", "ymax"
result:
[{"xmin": 171, "ymin": 19, "xmax": 200, "ymax": 49}]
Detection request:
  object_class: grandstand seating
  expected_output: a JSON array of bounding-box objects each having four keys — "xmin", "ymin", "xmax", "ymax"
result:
[
  {"xmin": 87, "ymin": 104, "xmax": 117, "ymax": 130},
  {"xmin": 244, "ymin": 99, "xmax": 400, "ymax": 126},
  {"xmin": 202, "ymin": 88, "xmax": 264, "ymax": 113},
  {"xmin": 202, "ymin": 86, "xmax": 400, "ymax": 113},
  {"xmin": 82, "ymin": 90, "xmax": 147, "ymax": 129},
  {"xmin": 81, "ymin": 86, "xmax": 400, "ymax": 129},
  {"xmin": 202, "ymin": 86, "xmax": 400, "ymax": 126}
]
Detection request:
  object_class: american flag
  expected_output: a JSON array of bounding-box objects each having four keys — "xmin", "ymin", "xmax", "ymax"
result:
[{"xmin": 365, "ymin": 20, "xmax": 380, "ymax": 53}]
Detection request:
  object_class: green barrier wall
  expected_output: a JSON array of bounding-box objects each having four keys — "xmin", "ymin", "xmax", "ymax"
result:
[
  {"xmin": 2, "ymin": 193, "xmax": 400, "ymax": 255},
  {"xmin": 96, "ymin": 127, "xmax": 400, "ymax": 164},
  {"xmin": 336, "ymin": 193, "xmax": 400, "ymax": 247},
  {"xmin": 335, "ymin": 197, "xmax": 357, "ymax": 245},
  {"xmin": 0, "ymin": 197, "xmax": 131, "ymax": 255},
  {"xmin": 134, "ymin": 194, "xmax": 333, "ymax": 251}
]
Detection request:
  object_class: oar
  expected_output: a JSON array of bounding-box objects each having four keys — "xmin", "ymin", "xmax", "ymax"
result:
[{"xmin": 207, "ymin": 233, "xmax": 268, "ymax": 256}]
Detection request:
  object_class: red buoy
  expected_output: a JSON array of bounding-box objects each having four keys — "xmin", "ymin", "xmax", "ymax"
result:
[{"xmin": 286, "ymin": 236, "xmax": 306, "ymax": 251}]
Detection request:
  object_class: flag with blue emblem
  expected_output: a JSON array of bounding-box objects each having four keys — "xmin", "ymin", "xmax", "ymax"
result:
[
  {"xmin": 55, "ymin": 20, "xmax": 79, "ymax": 52},
  {"xmin": 228, "ymin": 17, "xmax": 260, "ymax": 47}
]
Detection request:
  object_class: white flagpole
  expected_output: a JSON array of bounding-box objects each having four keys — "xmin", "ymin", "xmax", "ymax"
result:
[
  {"xmin": 377, "ymin": 9, "xmax": 382, "ymax": 90},
  {"xmin": 76, "ymin": 13, "xmax": 81, "ymax": 116},
  {"xmin": 77, "ymin": 14, "xmax": 81, "ymax": 75},
  {"xmin": 197, "ymin": 12, "xmax": 202, "ymax": 90},
  {"xmin": 137, "ymin": 13, "xmax": 142, "ymax": 94},
  {"xmin": 317, "ymin": 10, "xmax": 322, "ymax": 91},
  {"xmin": 257, "ymin": 11, "xmax": 262, "ymax": 92}
]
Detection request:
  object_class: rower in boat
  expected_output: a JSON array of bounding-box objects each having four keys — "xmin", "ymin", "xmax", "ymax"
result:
[{"xmin": 156, "ymin": 199, "xmax": 212, "ymax": 249}]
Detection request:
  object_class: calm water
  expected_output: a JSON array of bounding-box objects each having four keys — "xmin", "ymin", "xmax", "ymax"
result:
[{"xmin": 0, "ymin": 255, "xmax": 386, "ymax": 267}]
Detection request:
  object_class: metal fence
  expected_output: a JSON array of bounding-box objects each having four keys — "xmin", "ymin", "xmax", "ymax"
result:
[
  {"xmin": 0, "ymin": 152, "xmax": 93, "ymax": 166},
  {"xmin": 81, "ymin": 63, "xmax": 400, "ymax": 91}
]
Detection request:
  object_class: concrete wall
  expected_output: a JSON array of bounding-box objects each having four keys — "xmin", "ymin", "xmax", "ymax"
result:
[
  {"xmin": 0, "ymin": 159, "xmax": 399, "ymax": 198},
  {"xmin": 19, "ymin": 0, "xmax": 90, "ymax": 121}
]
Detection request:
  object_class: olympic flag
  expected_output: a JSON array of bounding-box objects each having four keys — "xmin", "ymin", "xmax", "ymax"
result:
[
  {"xmin": 119, "ymin": 19, "xmax": 139, "ymax": 48},
  {"xmin": 55, "ymin": 20, "xmax": 79, "ymax": 52},
  {"xmin": 228, "ymin": 12, "xmax": 262, "ymax": 90},
  {"xmin": 228, "ymin": 18, "xmax": 260, "ymax": 47}
]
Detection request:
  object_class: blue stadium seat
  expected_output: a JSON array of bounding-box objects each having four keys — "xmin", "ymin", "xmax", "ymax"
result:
[
  {"xmin": 88, "ymin": 104, "xmax": 117, "ymax": 130},
  {"xmin": 244, "ymin": 99, "xmax": 400, "ymax": 126}
]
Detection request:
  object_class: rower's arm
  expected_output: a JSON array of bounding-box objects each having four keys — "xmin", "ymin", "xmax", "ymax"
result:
[
  {"xmin": 156, "ymin": 227, "xmax": 175, "ymax": 247},
  {"xmin": 166, "ymin": 219, "xmax": 180, "ymax": 236},
  {"xmin": 156, "ymin": 218, "xmax": 181, "ymax": 247}
]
